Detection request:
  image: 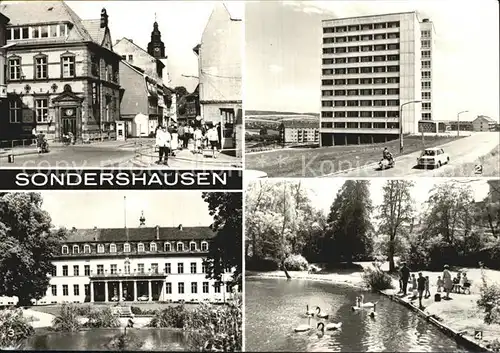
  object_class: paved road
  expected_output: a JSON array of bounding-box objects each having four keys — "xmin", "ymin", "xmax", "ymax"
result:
[
  {"xmin": 0, "ymin": 145, "xmax": 136, "ymax": 168},
  {"xmin": 328, "ymin": 132, "xmax": 499, "ymax": 177}
]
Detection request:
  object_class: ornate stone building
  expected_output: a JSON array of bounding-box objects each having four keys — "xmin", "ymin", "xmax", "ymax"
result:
[{"xmin": 0, "ymin": 1, "xmax": 122, "ymax": 142}]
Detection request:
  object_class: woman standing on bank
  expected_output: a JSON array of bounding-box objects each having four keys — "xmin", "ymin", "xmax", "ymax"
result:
[{"xmin": 442, "ymin": 264, "xmax": 453, "ymax": 300}]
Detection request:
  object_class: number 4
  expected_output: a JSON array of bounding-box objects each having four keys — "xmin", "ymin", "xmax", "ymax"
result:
[{"xmin": 474, "ymin": 330, "xmax": 483, "ymax": 340}]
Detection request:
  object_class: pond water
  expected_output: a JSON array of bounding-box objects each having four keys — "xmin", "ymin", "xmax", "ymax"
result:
[
  {"xmin": 22, "ymin": 328, "xmax": 187, "ymax": 351},
  {"xmin": 245, "ymin": 277, "xmax": 472, "ymax": 352}
]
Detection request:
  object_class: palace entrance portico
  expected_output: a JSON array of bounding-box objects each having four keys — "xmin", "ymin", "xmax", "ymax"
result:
[{"xmin": 88, "ymin": 272, "xmax": 168, "ymax": 303}]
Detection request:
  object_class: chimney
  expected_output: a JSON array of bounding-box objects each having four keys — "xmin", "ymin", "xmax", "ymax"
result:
[
  {"xmin": 156, "ymin": 225, "xmax": 160, "ymax": 240},
  {"xmin": 128, "ymin": 38, "xmax": 133, "ymax": 43},
  {"xmin": 93, "ymin": 226, "xmax": 98, "ymax": 241},
  {"xmin": 100, "ymin": 8, "xmax": 109, "ymax": 28},
  {"xmin": 178, "ymin": 224, "xmax": 183, "ymax": 231},
  {"xmin": 422, "ymin": 18, "xmax": 429, "ymax": 23}
]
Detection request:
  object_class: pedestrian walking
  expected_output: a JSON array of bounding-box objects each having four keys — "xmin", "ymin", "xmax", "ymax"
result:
[
  {"xmin": 417, "ymin": 272, "xmax": 426, "ymax": 309},
  {"xmin": 178, "ymin": 123, "xmax": 185, "ymax": 149},
  {"xmin": 207, "ymin": 125, "xmax": 219, "ymax": 159},
  {"xmin": 155, "ymin": 125, "xmax": 171, "ymax": 166},
  {"xmin": 401, "ymin": 262, "xmax": 410, "ymax": 296},
  {"xmin": 443, "ymin": 264, "xmax": 453, "ymax": 300},
  {"xmin": 424, "ymin": 276, "xmax": 431, "ymax": 298},
  {"xmin": 193, "ymin": 126, "xmax": 203, "ymax": 154}
]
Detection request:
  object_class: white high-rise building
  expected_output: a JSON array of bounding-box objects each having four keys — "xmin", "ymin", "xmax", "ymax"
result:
[{"xmin": 320, "ymin": 12, "xmax": 435, "ymax": 146}]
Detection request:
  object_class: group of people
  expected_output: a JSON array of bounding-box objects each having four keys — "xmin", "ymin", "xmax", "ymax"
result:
[
  {"xmin": 155, "ymin": 122, "xmax": 221, "ymax": 165},
  {"xmin": 396, "ymin": 263, "xmax": 472, "ymax": 309}
]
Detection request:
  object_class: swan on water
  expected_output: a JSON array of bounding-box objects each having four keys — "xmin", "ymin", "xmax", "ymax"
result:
[
  {"xmin": 294, "ymin": 317, "xmax": 312, "ymax": 333},
  {"xmin": 369, "ymin": 303, "xmax": 377, "ymax": 318},
  {"xmin": 315, "ymin": 306, "xmax": 329, "ymax": 319},
  {"xmin": 317, "ymin": 322, "xmax": 342, "ymax": 332},
  {"xmin": 351, "ymin": 296, "xmax": 362, "ymax": 311},
  {"xmin": 305, "ymin": 305, "xmax": 315, "ymax": 316},
  {"xmin": 359, "ymin": 294, "xmax": 377, "ymax": 308}
]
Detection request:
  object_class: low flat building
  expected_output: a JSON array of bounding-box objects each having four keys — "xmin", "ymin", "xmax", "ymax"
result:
[
  {"xmin": 279, "ymin": 120, "xmax": 320, "ymax": 144},
  {"xmin": 472, "ymin": 115, "xmax": 498, "ymax": 132},
  {"xmin": 30, "ymin": 222, "xmax": 234, "ymax": 305},
  {"xmin": 0, "ymin": 1, "xmax": 121, "ymax": 142}
]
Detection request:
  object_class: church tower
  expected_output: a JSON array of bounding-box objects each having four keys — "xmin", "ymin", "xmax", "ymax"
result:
[{"xmin": 147, "ymin": 16, "xmax": 166, "ymax": 59}]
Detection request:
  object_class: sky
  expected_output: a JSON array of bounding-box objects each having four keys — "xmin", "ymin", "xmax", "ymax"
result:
[
  {"xmin": 67, "ymin": 1, "xmax": 243, "ymax": 92},
  {"xmin": 246, "ymin": 0, "xmax": 500, "ymax": 120},
  {"xmin": 302, "ymin": 178, "xmax": 491, "ymax": 216},
  {"xmin": 40, "ymin": 191, "xmax": 216, "ymax": 229}
]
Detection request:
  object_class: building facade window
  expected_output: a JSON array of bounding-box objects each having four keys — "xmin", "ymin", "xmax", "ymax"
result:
[
  {"xmin": 178, "ymin": 263, "xmax": 184, "ymax": 274},
  {"xmin": 177, "ymin": 242, "xmax": 184, "ymax": 252},
  {"xmin": 165, "ymin": 263, "xmax": 171, "ymax": 273},
  {"xmin": 164, "ymin": 242, "xmax": 171, "ymax": 252},
  {"xmin": 165, "ymin": 283, "xmax": 172, "ymax": 294},
  {"xmin": 152, "ymin": 263, "xmax": 158, "ymax": 273},
  {"xmin": 9, "ymin": 100, "xmax": 21, "ymax": 123},
  {"xmin": 72, "ymin": 245, "xmax": 79, "ymax": 254},
  {"xmin": 150, "ymin": 242, "xmax": 157, "ymax": 252},
  {"xmin": 97, "ymin": 265, "xmax": 104, "ymax": 274},
  {"xmin": 201, "ymin": 242, "xmax": 208, "ymax": 252},
  {"xmin": 84, "ymin": 265, "xmax": 90, "ymax": 276},
  {"xmin": 73, "ymin": 265, "xmax": 79, "ymax": 276},
  {"xmin": 123, "ymin": 243, "xmax": 130, "ymax": 253},
  {"xmin": 190, "ymin": 262, "xmax": 197, "ymax": 274},
  {"xmin": 421, "ymin": 30, "xmax": 431, "ymax": 38},
  {"xmin": 421, "ymin": 51, "xmax": 431, "ymax": 58},
  {"xmin": 110, "ymin": 244, "xmax": 117, "ymax": 253},
  {"xmin": 110, "ymin": 264, "xmax": 117, "ymax": 274},
  {"xmin": 8, "ymin": 57, "xmax": 21, "ymax": 80},
  {"xmin": 73, "ymin": 284, "xmax": 79, "ymax": 296},
  {"xmin": 422, "ymin": 61, "xmax": 431, "ymax": 69},
  {"xmin": 421, "ymin": 40, "xmax": 430, "ymax": 48},
  {"xmin": 62, "ymin": 265, "xmax": 68, "ymax": 276},
  {"xmin": 191, "ymin": 282, "xmax": 197, "ymax": 294},
  {"xmin": 97, "ymin": 244, "xmax": 105, "ymax": 253},
  {"xmin": 138, "ymin": 263, "xmax": 144, "ymax": 273},
  {"xmin": 35, "ymin": 98, "xmax": 49, "ymax": 123},
  {"xmin": 178, "ymin": 282, "xmax": 184, "ymax": 294},
  {"xmin": 422, "ymin": 82, "xmax": 431, "ymax": 89},
  {"xmin": 61, "ymin": 55, "xmax": 76, "ymax": 78},
  {"xmin": 214, "ymin": 282, "xmax": 221, "ymax": 293},
  {"xmin": 422, "ymin": 71, "xmax": 431, "ymax": 79},
  {"xmin": 137, "ymin": 243, "xmax": 144, "ymax": 252},
  {"xmin": 422, "ymin": 92, "xmax": 431, "ymax": 100},
  {"xmin": 422, "ymin": 113, "xmax": 432, "ymax": 120},
  {"xmin": 84, "ymin": 244, "xmax": 91, "ymax": 254},
  {"xmin": 62, "ymin": 245, "xmax": 69, "ymax": 254},
  {"xmin": 63, "ymin": 285, "xmax": 68, "ymax": 296},
  {"xmin": 34, "ymin": 55, "xmax": 48, "ymax": 79},
  {"xmin": 190, "ymin": 242, "xmax": 197, "ymax": 251},
  {"xmin": 51, "ymin": 285, "xmax": 57, "ymax": 296},
  {"xmin": 422, "ymin": 102, "xmax": 432, "ymax": 110}
]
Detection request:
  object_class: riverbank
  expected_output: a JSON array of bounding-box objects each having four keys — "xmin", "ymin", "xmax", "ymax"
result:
[{"xmin": 247, "ymin": 265, "xmax": 500, "ymax": 352}]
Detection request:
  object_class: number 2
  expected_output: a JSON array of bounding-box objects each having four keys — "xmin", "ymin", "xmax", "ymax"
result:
[{"xmin": 474, "ymin": 165, "xmax": 483, "ymax": 174}]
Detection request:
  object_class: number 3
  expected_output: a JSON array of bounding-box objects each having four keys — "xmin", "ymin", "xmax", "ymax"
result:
[{"xmin": 7, "ymin": 328, "xmax": 14, "ymax": 338}]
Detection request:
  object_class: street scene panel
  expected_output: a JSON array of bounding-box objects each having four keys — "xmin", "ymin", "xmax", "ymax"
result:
[
  {"xmin": 245, "ymin": 178, "xmax": 500, "ymax": 352},
  {"xmin": 0, "ymin": 190, "xmax": 242, "ymax": 351},
  {"xmin": 0, "ymin": 1, "xmax": 242, "ymax": 169},
  {"xmin": 245, "ymin": 1, "xmax": 499, "ymax": 178}
]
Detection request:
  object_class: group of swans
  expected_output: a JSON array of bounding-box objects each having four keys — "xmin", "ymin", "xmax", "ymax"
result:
[
  {"xmin": 295, "ymin": 306, "xmax": 342, "ymax": 333},
  {"xmin": 296, "ymin": 295, "xmax": 378, "ymax": 333}
]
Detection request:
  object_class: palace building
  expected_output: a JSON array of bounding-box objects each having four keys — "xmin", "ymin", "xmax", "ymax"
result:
[
  {"xmin": 29, "ymin": 215, "xmax": 234, "ymax": 306},
  {"xmin": 0, "ymin": 1, "xmax": 121, "ymax": 142}
]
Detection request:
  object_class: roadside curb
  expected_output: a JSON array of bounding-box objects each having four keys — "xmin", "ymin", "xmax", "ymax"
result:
[{"xmin": 379, "ymin": 290, "xmax": 492, "ymax": 352}]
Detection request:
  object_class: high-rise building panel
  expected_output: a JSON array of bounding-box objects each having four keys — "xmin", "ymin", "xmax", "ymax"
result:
[
  {"xmin": 320, "ymin": 12, "xmax": 432, "ymax": 146},
  {"xmin": 420, "ymin": 19, "xmax": 434, "ymax": 121}
]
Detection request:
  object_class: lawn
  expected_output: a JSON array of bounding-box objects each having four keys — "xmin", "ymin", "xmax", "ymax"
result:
[
  {"xmin": 245, "ymin": 135, "xmax": 462, "ymax": 177},
  {"xmin": 450, "ymin": 144, "xmax": 499, "ymax": 178}
]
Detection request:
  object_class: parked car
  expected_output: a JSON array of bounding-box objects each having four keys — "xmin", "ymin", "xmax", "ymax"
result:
[
  {"xmin": 111, "ymin": 295, "xmax": 125, "ymax": 302},
  {"xmin": 417, "ymin": 147, "xmax": 450, "ymax": 168},
  {"xmin": 137, "ymin": 295, "xmax": 149, "ymax": 301}
]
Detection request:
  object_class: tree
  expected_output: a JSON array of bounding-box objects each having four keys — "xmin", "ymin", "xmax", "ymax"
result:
[
  {"xmin": 174, "ymin": 86, "xmax": 189, "ymax": 98},
  {"xmin": 259, "ymin": 127, "xmax": 268, "ymax": 136},
  {"xmin": 202, "ymin": 192, "xmax": 242, "ymax": 287},
  {"xmin": 0, "ymin": 193, "xmax": 67, "ymax": 306},
  {"xmin": 377, "ymin": 180, "xmax": 415, "ymax": 272},
  {"xmin": 325, "ymin": 181, "xmax": 373, "ymax": 263}
]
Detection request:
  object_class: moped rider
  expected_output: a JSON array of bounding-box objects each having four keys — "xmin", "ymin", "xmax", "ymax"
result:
[{"xmin": 382, "ymin": 147, "xmax": 393, "ymax": 163}]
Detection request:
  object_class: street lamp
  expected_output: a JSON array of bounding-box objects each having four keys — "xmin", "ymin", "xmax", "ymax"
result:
[
  {"xmin": 457, "ymin": 110, "xmax": 469, "ymax": 137},
  {"xmin": 399, "ymin": 100, "xmax": 421, "ymax": 153}
]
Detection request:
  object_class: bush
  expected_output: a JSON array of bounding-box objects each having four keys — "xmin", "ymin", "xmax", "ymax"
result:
[
  {"xmin": 75, "ymin": 305, "xmax": 92, "ymax": 317},
  {"xmin": 283, "ymin": 254, "xmax": 309, "ymax": 271},
  {"xmin": 362, "ymin": 261, "xmax": 395, "ymax": 291},
  {"xmin": 52, "ymin": 304, "xmax": 82, "ymax": 332},
  {"xmin": 148, "ymin": 305, "xmax": 188, "ymax": 329},
  {"xmin": 130, "ymin": 307, "xmax": 156, "ymax": 316},
  {"xmin": 185, "ymin": 294, "xmax": 242, "ymax": 352},
  {"xmin": 0, "ymin": 309, "xmax": 35, "ymax": 349},
  {"xmin": 477, "ymin": 266, "xmax": 500, "ymax": 325},
  {"xmin": 85, "ymin": 307, "xmax": 120, "ymax": 328}
]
